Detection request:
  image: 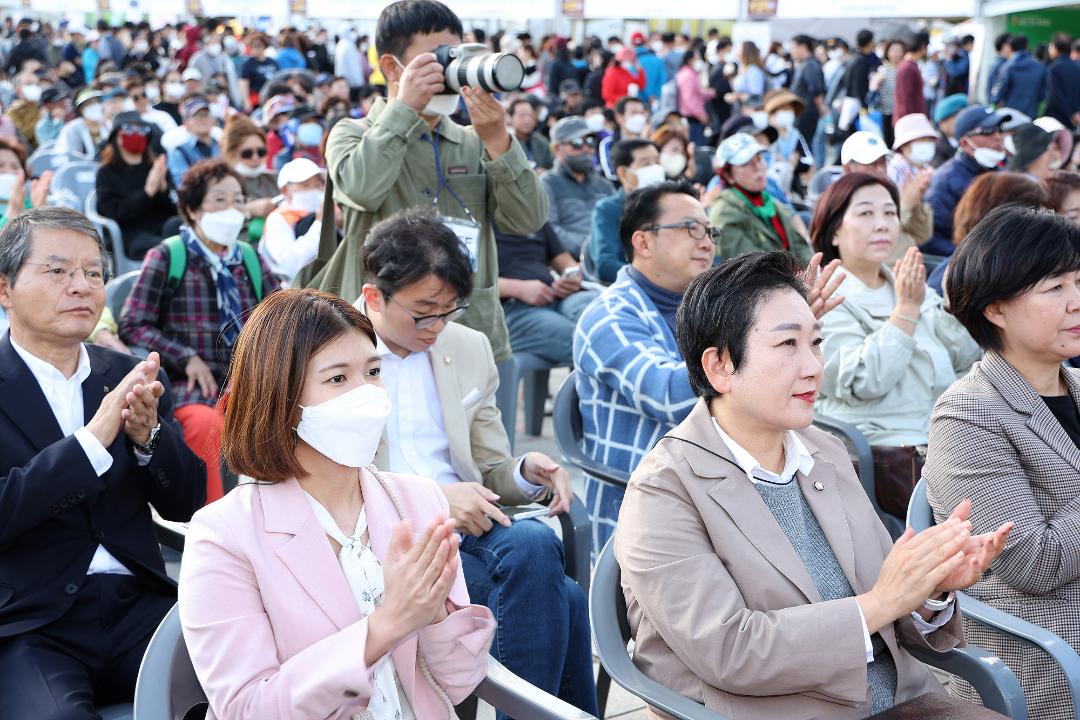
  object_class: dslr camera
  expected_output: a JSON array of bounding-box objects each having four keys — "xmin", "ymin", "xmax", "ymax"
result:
[{"xmin": 434, "ymin": 43, "xmax": 525, "ymax": 93}]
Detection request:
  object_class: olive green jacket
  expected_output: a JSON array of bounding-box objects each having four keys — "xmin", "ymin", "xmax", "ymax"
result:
[
  {"xmin": 709, "ymin": 188, "xmax": 813, "ymax": 264},
  {"xmin": 302, "ymin": 97, "xmax": 548, "ymax": 362}
]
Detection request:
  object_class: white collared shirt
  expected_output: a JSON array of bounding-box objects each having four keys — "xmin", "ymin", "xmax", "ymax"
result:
[
  {"xmin": 374, "ymin": 333, "xmax": 541, "ymax": 499},
  {"xmin": 10, "ymin": 338, "xmax": 133, "ymax": 576},
  {"xmin": 710, "ymin": 417, "xmax": 952, "ymax": 663}
]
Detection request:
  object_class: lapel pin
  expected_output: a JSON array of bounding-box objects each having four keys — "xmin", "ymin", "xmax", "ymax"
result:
[
  {"xmin": 443, "ymin": 355, "xmax": 452, "ymax": 365},
  {"xmin": 813, "ymin": 481, "xmax": 824, "ymax": 491}
]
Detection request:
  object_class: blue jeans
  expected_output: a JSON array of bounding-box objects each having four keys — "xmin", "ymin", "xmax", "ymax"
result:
[
  {"xmin": 503, "ymin": 290, "xmax": 599, "ymax": 365},
  {"xmin": 459, "ymin": 520, "xmax": 598, "ymax": 718}
]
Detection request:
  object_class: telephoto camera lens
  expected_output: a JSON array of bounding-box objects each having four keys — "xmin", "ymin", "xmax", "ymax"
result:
[{"xmin": 437, "ymin": 45, "xmax": 525, "ymax": 93}]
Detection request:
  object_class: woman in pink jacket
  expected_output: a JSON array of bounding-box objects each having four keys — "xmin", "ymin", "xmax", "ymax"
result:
[
  {"xmin": 675, "ymin": 46, "xmax": 717, "ymax": 146},
  {"xmin": 178, "ymin": 288, "xmax": 494, "ymax": 720}
]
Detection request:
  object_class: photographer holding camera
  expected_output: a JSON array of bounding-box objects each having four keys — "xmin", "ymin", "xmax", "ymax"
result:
[{"xmin": 303, "ymin": 0, "xmax": 547, "ymax": 366}]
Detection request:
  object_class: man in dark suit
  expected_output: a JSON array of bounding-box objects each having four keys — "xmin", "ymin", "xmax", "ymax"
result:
[
  {"xmin": 1045, "ymin": 32, "xmax": 1080, "ymax": 129},
  {"xmin": 0, "ymin": 206, "xmax": 205, "ymax": 719}
]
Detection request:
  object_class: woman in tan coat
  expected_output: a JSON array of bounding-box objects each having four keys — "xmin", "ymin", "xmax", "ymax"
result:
[{"xmin": 615, "ymin": 251, "xmax": 1011, "ymax": 719}]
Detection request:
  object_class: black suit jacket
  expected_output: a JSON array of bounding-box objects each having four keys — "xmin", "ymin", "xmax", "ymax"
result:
[{"xmin": 0, "ymin": 335, "xmax": 206, "ymax": 638}]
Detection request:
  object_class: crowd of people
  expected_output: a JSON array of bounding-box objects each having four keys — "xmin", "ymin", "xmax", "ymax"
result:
[{"xmin": 2, "ymin": 2, "xmax": 1080, "ymax": 719}]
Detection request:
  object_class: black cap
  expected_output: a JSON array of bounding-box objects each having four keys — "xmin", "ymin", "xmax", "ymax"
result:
[
  {"xmin": 1006, "ymin": 123, "xmax": 1053, "ymax": 172},
  {"xmin": 40, "ymin": 86, "xmax": 66, "ymax": 104}
]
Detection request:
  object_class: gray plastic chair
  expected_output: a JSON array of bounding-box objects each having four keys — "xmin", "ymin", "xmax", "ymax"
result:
[
  {"xmin": 591, "ymin": 538, "xmax": 1028, "ymax": 720},
  {"xmin": 105, "ymin": 270, "xmax": 142, "ymax": 322},
  {"xmin": 808, "ymin": 165, "xmax": 843, "ymax": 203},
  {"xmin": 552, "ymin": 371, "xmax": 630, "ymax": 489},
  {"xmin": 812, "ymin": 413, "xmax": 905, "ymax": 540},
  {"xmin": 495, "ymin": 352, "xmax": 560, "ymax": 451},
  {"xmin": 133, "ymin": 603, "xmax": 597, "ymax": 720},
  {"xmin": 49, "ymin": 160, "xmax": 100, "ymax": 212},
  {"xmin": 27, "ymin": 149, "xmax": 84, "ymax": 178},
  {"xmin": 87, "ymin": 190, "xmax": 142, "ymax": 276},
  {"xmin": 908, "ymin": 478, "xmax": 1080, "ymax": 718}
]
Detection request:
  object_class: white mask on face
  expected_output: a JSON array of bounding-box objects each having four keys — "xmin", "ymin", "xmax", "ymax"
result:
[
  {"xmin": 165, "ymin": 82, "xmax": 185, "ymax": 99},
  {"xmin": 692, "ymin": 60, "xmax": 707, "ymax": 73},
  {"xmin": 585, "ymin": 113, "xmax": 605, "ymax": 133},
  {"xmin": 751, "ymin": 110, "xmax": 769, "ymax": 128},
  {"xmin": 908, "ymin": 140, "xmax": 936, "ymax": 166},
  {"xmin": 291, "ymin": 189, "xmax": 324, "ymax": 213},
  {"xmin": 295, "ymin": 383, "xmax": 391, "ymax": 468},
  {"xmin": 145, "ymin": 85, "xmax": 161, "ymax": 102},
  {"xmin": 21, "ymin": 84, "xmax": 41, "ymax": 102},
  {"xmin": 772, "ymin": 109, "xmax": 795, "ymax": 130},
  {"xmin": 82, "ymin": 103, "xmax": 104, "ymax": 123},
  {"xmin": 233, "ymin": 162, "xmax": 263, "ymax": 178},
  {"xmin": 633, "ymin": 163, "xmax": 665, "ymax": 188},
  {"xmin": 660, "ymin": 152, "xmax": 687, "ymax": 178},
  {"xmin": 198, "ymin": 207, "xmax": 245, "ymax": 248},
  {"xmin": 0, "ymin": 172, "xmax": 18, "ymax": 200},
  {"xmin": 206, "ymin": 43, "xmax": 222, "ymax": 57},
  {"xmin": 624, "ymin": 113, "xmax": 647, "ymax": 135},
  {"xmin": 123, "ymin": 98, "xmax": 136, "ymax": 112},
  {"xmin": 972, "ymin": 146, "xmax": 1006, "ymax": 169}
]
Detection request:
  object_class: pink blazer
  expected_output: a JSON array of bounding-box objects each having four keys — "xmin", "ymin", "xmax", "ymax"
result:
[{"xmin": 178, "ymin": 468, "xmax": 495, "ymax": 720}]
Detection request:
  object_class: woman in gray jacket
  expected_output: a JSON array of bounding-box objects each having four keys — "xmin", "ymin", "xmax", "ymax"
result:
[
  {"xmin": 811, "ymin": 173, "xmax": 979, "ymax": 444},
  {"xmin": 925, "ymin": 204, "xmax": 1080, "ymax": 720}
]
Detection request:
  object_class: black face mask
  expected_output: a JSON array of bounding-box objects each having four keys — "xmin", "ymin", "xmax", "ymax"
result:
[{"xmin": 565, "ymin": 153, "xmax": 593, "ymax": 173}]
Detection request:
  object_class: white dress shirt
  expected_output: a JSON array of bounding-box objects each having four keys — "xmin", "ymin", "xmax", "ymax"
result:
[
  {"xmin": 711, "ymin": 418, "xmax": 953, "ymax": 663},
  {"xmin": 11, "ymin": 338, "xmax": 133, "ymax": 576},
  {"xmin": 375, "ymin": 335, "xmax": 541, "ymax": 499}
]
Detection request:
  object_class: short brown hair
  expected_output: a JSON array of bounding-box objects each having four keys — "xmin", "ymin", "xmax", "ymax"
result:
[
  {"xmin": 221, "ymin": 114, "xmax": 266, "ymax": 160},
  {"xmin": 810, "ymin": 172, "xmax": 899, "ymax": 263},
  {"xmin": 221, "ymin": 288, "xmax": 377, "ymax": 482},
  {"xmin": 177, "ymin": 158, "xmax": 243, "ymax": 223},
  {"xmin": 952, "ymin": 172, "xmax": 1046, "ymax": 246},
  {"xmin": 0, "ymin": 138, "xmax": 29, "ymax": 175},
  {"xmin": 1042, "ymin": 170, "xmax": 1080, "ymax": 215}
]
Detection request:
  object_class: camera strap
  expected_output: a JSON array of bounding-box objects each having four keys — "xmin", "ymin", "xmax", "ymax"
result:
[{"xmin": 429, "ymin": 132, "xmax": 480, "ymax": 272}]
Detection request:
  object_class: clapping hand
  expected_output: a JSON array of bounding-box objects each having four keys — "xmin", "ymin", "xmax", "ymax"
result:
[
  {"xmin": 804, "ymin": 252, "xmax": 845, "ymax": 319},
  {"xmin": 934, "ymin": 499, "xmax": 1013, "ymax": 593},
  {"xmin": 86, "ymin": 352, "xmax": 164, "ymax": 448}
]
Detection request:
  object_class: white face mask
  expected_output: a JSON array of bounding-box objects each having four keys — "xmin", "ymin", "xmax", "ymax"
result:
[
  {"xmin": 134, "ymin": 40, "xmax": 149, "ymax": 53},
  {"xmin": 295, "ymin": 383, "xmax": 391, "ymax": 468},
  {"xmin": 233, "ymin": 162, "xmax": 263, "ymax": 178},
  {"xmin": 165, "ymin": 82, "xmax": 184, "ymax": 99},
  {"xmin": 21, "ymin": 85, "xmax": 41, "ymax": 102},
  {"xmin": 123, "ymin": 98, "xmax": 137, "ymax": 112},
  {"xmin": 633, "ymin": 163, "xmax": 665, "ymax": 188},
  {"xmin": 585, "ymin": 113, "xmax": 606, "ymax": 133},
  {"xmin": 660, "ymin": 152, "xmax": 687, "ymax": 178},
  {"xmin": 624, "ymin": 113, "xmax": 647, "ymax": 135},
  {"xmin": 972, "ymin": 146, "xmax": 1006, "ymax": 169},
  {"xmin": 206, "ymin": 43, "xmax": 222, "ymax": 57},
  {"xmin": 692, "ymin": 60, "xmax": 707, "ymax": 73},
  {"xmin": 0, "ymin": 172, "xmax": 18, "ymax": 200},
  {"xmin": 82, "ymin": 103, "xmax": 104, "ymax": 123},
  {"xmin": 828, "ymin": 49, "xmax": 844, "ymax": 60},
  {"xmin": 908, "ymin": 140, "xmax": 936, "ymax": 166},
  {"xmin": 650, "ymin": 41, "xmax": 663, "ymax": 54},
  {"xmin": 751, "ymin": 111, "xmax": 770, "ymax": 128},
  {"xmin": 772, "ymin": 109, "xmax": 795, "ymax": 130},
  {"xmin": 291, "ymin": 189, "xmax": 324, "ymax": 213},
  {"xmin": 198, "ymin": 207, "xmax": 245, "ymax": 248}
]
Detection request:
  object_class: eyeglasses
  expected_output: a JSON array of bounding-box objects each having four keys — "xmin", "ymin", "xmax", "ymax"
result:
[
  {"xmin": 202, "ymin": 193, "xmax": 247, "ymax": 210},
  {"xmin": 388, "ymin": 295, "xmax": 469, "ymax": 329},
  {"xmin": 130, "ymin": 93, "xmax": 146, "ymax": 101},
  {"xmin": 119, "ymin": 123, "xmax": 151, "ymax": 135},
  {"xmin": 565, "ymin": 136, "xmax": 597, "ymax": 150},
  {"xmin": 239, "ymin": 147, "xmax": 268, "ymax": 159},
  {"xmin": 23, "ymin": 260, "xmax": 110, "ymax": 288},
  {"xmin": 643, "ymin": 220, "xmax": 722, "ymax": 243}
]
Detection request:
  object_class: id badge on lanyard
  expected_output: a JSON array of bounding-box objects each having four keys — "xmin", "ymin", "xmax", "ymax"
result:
[{"xmin": 430, "ymin": 132, "xmax": 481, "ymax": 272}]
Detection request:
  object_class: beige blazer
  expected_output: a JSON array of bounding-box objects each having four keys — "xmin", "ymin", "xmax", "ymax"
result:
[
  {"xmin": 372, "ymin": 321, "xmax": 530, "ymax": 506},
  {"xmin": 615, "ymin": 399, "xmax": 962, "ymax": 720}
]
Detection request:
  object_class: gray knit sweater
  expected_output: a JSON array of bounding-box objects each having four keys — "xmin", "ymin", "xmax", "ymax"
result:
[{"xmin": 754, "ymin": 480, "xmax": 897, "ymax": 713}]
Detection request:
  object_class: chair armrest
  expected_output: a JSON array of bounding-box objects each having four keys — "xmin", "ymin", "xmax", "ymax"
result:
[
  {"xmin": 151, "ymin": 510, "xmax": 189, "ymax": 554},
  {"xmin": 558, "ymin": 495, "xmax": 593, "ymax": 595},
  {"xmin": 475, "ymin": 656, "xmax": 596, "ymax": 720},
  {"xmin": 958, "ymin": 591, "xmax": 1080, "ymax": 718},
  {"xmin": 905, "ymin": 644, "xmax": 1028, "ymax": 720}
]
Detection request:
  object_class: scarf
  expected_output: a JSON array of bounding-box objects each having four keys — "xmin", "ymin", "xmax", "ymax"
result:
[
  {"xmin": 181, "ymin": 225, "xmax": 245, "ymax": 345},
  {"xmin": 733, "ymin": 185, "xmax": 788, "ymax": 249}
]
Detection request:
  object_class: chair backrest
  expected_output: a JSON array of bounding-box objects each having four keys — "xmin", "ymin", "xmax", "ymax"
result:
[
  {"xmin": 590, "ymin": 539, "xmax": 731, "ymax": 720},
  {"xmin": 28, "ymin": 150, "xmax": 83, "ymax": 178},
  {"xmin": 106, "ymin": 270, "xmax": 142, "ymax": 321},
  {"xmin": 50, "ymin": 160, "xmax": 100, "ymax": 211},
  {"xmin": 552, "ymin": 372, "xmax": 630, "ymax": 488},
  {"xmin": 809, "ymin": 165, "xmax": 842, "ymax": 199},
  {"xmin": 906, "ymin": 477, "xmax": 933, "ymax": 532},
  {"xmin": 133, "ymin": 603, "xmax": 208, "ymax": 720}
]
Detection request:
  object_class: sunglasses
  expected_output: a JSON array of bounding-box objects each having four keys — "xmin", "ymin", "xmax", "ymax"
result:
[
  {"xmin": 119, "ymin": 123, "xmax": 151, "ymax": 135},
  {"xmin": 130, "ymin": 93, "xmax": 145, "ymax": 101},
  {"xmin": 239, "ymin": 147, "xmax": 268, "ymax": 159},
  {"xmin": 565, "ymin": 136, "xmax": 597, "ymax": 150}
]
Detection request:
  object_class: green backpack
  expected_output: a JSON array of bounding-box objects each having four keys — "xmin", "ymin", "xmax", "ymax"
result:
[{"xmin": 159, "ymin": 235, "xmax": 265, "ymax": 315}]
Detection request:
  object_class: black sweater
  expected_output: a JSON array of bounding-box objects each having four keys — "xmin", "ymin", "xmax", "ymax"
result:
[{"xmin": 96, "ymin": 161, "xmax": 177, "ymax": 256}]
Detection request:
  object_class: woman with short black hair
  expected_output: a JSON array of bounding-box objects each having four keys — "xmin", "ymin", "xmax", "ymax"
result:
[
  {"xmin": 616, "ymin": 250, "xmax": 1008, "ymax": 720},
  {"xmin": 926, "ymin": 203, "xmax": 1080, "ymax": 720}
]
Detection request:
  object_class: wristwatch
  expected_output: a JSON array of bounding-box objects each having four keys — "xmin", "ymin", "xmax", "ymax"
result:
[
  {"xmin": 922, "ymin": 591, "xmax": 955, "ymax": 612},
  {"xmin": 133, "ymin": 423, "xmax": 162, "ymax": 456}
]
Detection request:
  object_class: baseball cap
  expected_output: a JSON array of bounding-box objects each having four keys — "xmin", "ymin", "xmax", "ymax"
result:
[
  {"xmin": 630, "ymin": 31, "xmax": 646, "ymax": 47},
  {"xmin": 954, "ymin": 105, "xmax": 1007, "ymax": 138},
  {"xmin": 40, "ymin": 86, "xmax": 66, "ymax": 105},
  {"xmin": 715, "ymin": 133, "xmax": 767, "ymax": 168},
  {"xmin": 999, "ymin": 108, "xmax": 1030, "ymax": 132},
  {"xmin": 841, "ymin": 131, "xmax": 890, "ymax": 165},
  {"xmin": 551, "ymin": 116, "xmax": 592, "ymax": 144},
  {"xmin": 933, "ymin": 94, "xmax": 968, "ymax": 124},
  {"xmin": 720, "ymin": 114, "xmax": 778, "ymax": 145},
  {"xmin": 181, "ymin": 67, "xmax": 203, "ymax": 82},
  {"xmin": 277, "ymin": 157, "xmax": 324, "ymax": 189},
  {"xmin": 73, "ymin": 88, "xmax": 102, "ymax": 109},
  {"xmin": 263, "ymin": 95, "xmax": 298, "ymax": 123},
  {"xmin": 181, "ymin": 95, "xmax": 210, "ymax": 119}
]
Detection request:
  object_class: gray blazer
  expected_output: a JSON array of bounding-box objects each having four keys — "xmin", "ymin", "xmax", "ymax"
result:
[
  {"xmin": 924, "ymin": 350, "xmax": 1080, "ymax": 720},
  {"xmin": 616, "ymin": 399, "xmax": 961, "ymax": 720}
]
